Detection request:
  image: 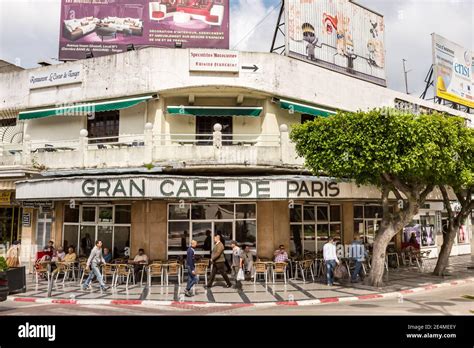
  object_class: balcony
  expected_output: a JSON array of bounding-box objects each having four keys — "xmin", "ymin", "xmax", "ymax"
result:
[{"xmin": 0, "ymin": 124, "xmax": 304, "ymax": 172}]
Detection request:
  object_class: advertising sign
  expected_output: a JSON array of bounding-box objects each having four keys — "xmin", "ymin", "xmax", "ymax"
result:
[
  {"xmin": 0, "ymin": 192, "xmax": 11, "ymax": 204},
  {"xmin": 29, "ymin": 64, "xmax": 82, "ymax": 89},
  {"xmin": 59, "ymin": 0, "xmax": 229, "ymax": 61},
  {"xmin": 189, "ymin": 49, "xmax": 239, "ymax": 72},
  {"xmin": 286, "ymin": 0, "xmax": 386, "ymax": 86},
  {"xmin": 432, "ymin": 33, "xmax": 473, "ymax": 108}
]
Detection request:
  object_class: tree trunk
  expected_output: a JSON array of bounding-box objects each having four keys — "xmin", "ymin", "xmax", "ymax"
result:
[
  {"xmin": 432, "ymin": 224, "xmax": 458, "ymax": 276},
  {"xmin": 368, "ymin": 225, "xmax": 396, "ymax": 287}
]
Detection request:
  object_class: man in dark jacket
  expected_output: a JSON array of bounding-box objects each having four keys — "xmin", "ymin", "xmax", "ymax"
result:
[
  {"xmin": 205, "ymin": 234, "xmax": 232, "ymax": 289},
  {"xmin": 184, "ymin": 240, "xmax": 198, "ymax": 297}
]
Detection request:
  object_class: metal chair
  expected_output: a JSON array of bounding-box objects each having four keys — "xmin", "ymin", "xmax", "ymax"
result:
[
  {"xmin": 146, "ymin": 263, "xmax": 164, "ymax": 287},
  {"xmin": 253, "ymin": 262, "xmax": 268, "ymax": 285},
  {"xmin": 53, "ymin": 262, "xmax": 73, "ymax": 286},
  {"xmin": 194, "ymin": 263, "xmax": 208, "ymax": 285},
  {"xmin": 101, "ymin": 264, "xmax": 116, "ymax": 285},
  {"xmin": 296, "ymin": 259, "xmax": 315, "ymax": 282},
  {"xmin": 166, "ymin": 262, "xmax": 181, "ymax": 285},
  {"xmin": 34, "ymin": 262, "xmax": 50, "ymax": 284},
  {"xmin": 114, "ymin": 264, "xmax": 132, "ymax": 289},
  {"xmin": 272, "ymin": 262, "xmax": 287, "ymax": 284}
]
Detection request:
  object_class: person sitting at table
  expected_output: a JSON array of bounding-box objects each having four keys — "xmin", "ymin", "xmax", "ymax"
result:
[
  {"xmin": 274, "ymin": 244, "xmax": 289, "ymax": 263},
  {"xmin": 63, "ymin": 246, "xmax": 77, "ymax": 263},
  {"xmin": 103, "ymin": 248, "xmax": 112, "ymax": 263},
  {"xmin": 131, "ymin": 248, "xmax": 149, "ymax": 281},
  {"xmin": 44, "ymin": 240, "xmax": 55, "ymax": 254},
  {"xmin": 52, "ymin": 246, "xmax": 66, "ymax": 262}
]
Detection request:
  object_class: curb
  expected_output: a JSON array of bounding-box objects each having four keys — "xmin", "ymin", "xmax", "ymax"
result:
[{"xmin": 8, "ymin": 278, "xmax": 474, "ymax": 309}]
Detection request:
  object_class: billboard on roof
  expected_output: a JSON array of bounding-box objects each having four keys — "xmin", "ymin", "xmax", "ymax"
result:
[
  {"xmin": 432, "ymin": 33, "xmax": 473, "ymax": 108},
  {"xmin": 59, "ymin": 0, "xmax": 229, "ymax": 61},
  {"xmin": 285, "ymin": 0, "xmax": 386, "ymax": 86}
]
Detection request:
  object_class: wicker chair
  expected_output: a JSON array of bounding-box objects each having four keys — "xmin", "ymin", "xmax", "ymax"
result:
[
  {"xmin": 114, "ymin": 264, "xmax": 132, "ymax": 289},
  {"xmin": 194, "ymin": 262, "xmax": 208, "ymax": 285},
  {"xmin": 146, "ymin": 263, "xmax": 164, "ymax": 287},
  {"xmin": 34, "ymin": 262, "xmax": 50, "ymax": 284},
  {"xmin": 79, "ymin": 261, "xmax": 94, "ymax": 284},
  {"xmin": 101, "ymin": 264, "xmax": 116, "ymax": 285},
  {"xmin": 272, "ymin": 262, "xmax": 287, "ymax": 284},
  {"xmin": 296, "ymin": 259, "xmax": 315, "ymax": 282},
  {"xmin": 166, "ymin": 262, "xmax": 181, "ymax": 285},
  {"xmin": 253, "ymin": 262, "xmax": 268, "ymax": 285},
  {"xmin": 53, "ymin": 261, "xmax": 73, "ymax": 285}
]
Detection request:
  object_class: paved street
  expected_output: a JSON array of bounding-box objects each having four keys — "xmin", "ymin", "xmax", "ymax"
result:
[
  {"xmin": 0, "ymin": 282, "xmax": 472, "ymax": 316},
  {"xmin": 8, "ymin": 255, "xmax": 473, "ymax": 304}
]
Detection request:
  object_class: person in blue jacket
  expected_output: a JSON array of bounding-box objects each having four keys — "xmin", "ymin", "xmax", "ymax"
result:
[{"xmin": 184, "ymin": 240, "xmax": 198, "ymax": 297}]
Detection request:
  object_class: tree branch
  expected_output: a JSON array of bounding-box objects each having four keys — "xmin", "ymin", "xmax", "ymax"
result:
[
  {"xmin": 420, "ymin": 184, "xmax": 435, "ymax": 202},
  {"xmin": 439, "ymin": 185, "xmax": 453, "ymax": 219}
]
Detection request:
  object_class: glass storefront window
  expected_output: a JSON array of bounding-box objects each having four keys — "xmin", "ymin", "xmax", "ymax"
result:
[
  {"xmin": 98, "ymin": 226, "xmax": 113, "ymax": 251},
  {"xmin": 98, "ymin": 207, "xmax": 113, "ymax": 223},
  {"xmin": 169, "ymin": 204, "xmax": 190, "ymax": 220},
  {"xmin": 317, "ymin": 206, "xmax": 329, "ymax": 221},
  {"xmin": 303, "ymin": 206, "xmax": 315, "ymax": 221},
  {"xmin": 79, "ymin": 225, "xmax": 95, "ymax": 256},
  {"xmin": 192, "ymin": 222, "xmax": 212, "ymax": 252},
  {"xmin": 354, "ymin": 205, "xmax": 364, "ymax": 219},
  {"xmin": 192, "ymin": 204, "xmax": 234, "ymax": 220},
  {"xmin": 64, "ymin": 206, "xmax": 79, "ymax": 223},
  {"xmin": 115, "ymin": 205, "xmax": 131, "ymax": 224},
  {"xmin": 63, "ymin": 225, "xmax": 79, "ymax": 250},
  {"xmin": 235, "ymin": 204, "xmax": 256, "ymax": 219},
  {"xmin": 82, "ymin": 206, "xmax": 96, "ymax": 223},
  {"xmin": 290, "ymin": 205, "xmax": 302, "ymax": 222},
  {"xmin": 215, "ymin": 221, "xmax": 233, "ymax": 250},
  {"xmin": 113, "ymin": 226, "xmax": 130, "ymax": 258},
  {"xmin": 290, "ymin": 225, "xmax": 303, "ymax": 257},
  {"xmin": 236, "ymin": 220, "xmax": 256, "ymax": 249},
  {"xmin": 168, "ymin": 221, "xmax": 190, "ymax": 252},
  {"xmin": 353, "ymin": 205, "xmax": 384, "ymax": 245}
]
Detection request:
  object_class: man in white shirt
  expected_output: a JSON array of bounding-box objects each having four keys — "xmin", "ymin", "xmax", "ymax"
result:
[
  {"xmin": 323, "ymin": 237, "xmax": 340, "ymax": 286},
  {"xmin": 132, "ymin": 248, "xmax": 149, "ymax": 281}
]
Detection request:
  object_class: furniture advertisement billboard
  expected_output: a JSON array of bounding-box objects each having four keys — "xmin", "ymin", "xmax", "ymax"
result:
[
  {"xmin": 59, "ymin": 0, "xmax": 229, "ymax": 60},
  {"xmin": 432, "ymin": 33, "xmax": 473, "ymax": 108},
  {"xmin": 285, "ymin": 0, "xmax": 386, "ymax": 86}
]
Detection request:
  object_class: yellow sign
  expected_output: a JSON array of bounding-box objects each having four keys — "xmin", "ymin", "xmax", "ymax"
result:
[{"xmin": 0, "ymin": 191, "xmax": 11, "ymax": 204}]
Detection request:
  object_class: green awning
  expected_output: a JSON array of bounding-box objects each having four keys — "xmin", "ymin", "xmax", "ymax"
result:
[
  {"xmin": 18, "ymin": 96, "xmax": 153, "ymax": 120},
  {"xmin": 167, "ymin": 106, "xmax": 262, "ymax": 117},
  {"xmin": 279, "ymin": 99, "xmax": 336, "ymax": 118}
]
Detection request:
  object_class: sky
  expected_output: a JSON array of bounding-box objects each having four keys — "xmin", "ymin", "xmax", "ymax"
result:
[{"xmin": 0, "ymin": 0, "xmax": 472, "ymax": 97}]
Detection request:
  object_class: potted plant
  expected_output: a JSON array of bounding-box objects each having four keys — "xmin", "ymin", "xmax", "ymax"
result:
[{"xmin": 5, "ymin": 263, "xmax": 26, "ymax": 295}]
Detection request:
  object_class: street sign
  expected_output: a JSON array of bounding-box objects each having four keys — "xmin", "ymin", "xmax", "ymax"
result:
[{"xmin": 22, "ymin": 213, "xmax": 31, "ymax": 227}]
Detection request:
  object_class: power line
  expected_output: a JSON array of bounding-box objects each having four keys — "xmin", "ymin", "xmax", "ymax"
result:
[{"xmin": 231, "ymin": 1, "xmax": 282, "ymax": 50}]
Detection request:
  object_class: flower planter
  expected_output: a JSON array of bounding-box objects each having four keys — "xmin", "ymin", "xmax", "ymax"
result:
[{"xmin": 6, "ymin": 266, "xmax": 26, "ymax": 294}]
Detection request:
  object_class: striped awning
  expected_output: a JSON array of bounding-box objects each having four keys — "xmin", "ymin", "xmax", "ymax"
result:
[
  {"xmin": 18, "ymin": 96, "xmax": 153, "ymax": 120},
  {"xmin": 167, "ymin": 106, "xmax": 262, "ymax": 117},
  {"xmin": 278, "ymin": 99, "xmax": 336, "ymax": 118}
]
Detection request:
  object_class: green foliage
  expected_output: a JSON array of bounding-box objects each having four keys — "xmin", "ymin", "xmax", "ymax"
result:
[
  {"xmin": 290, "ymin": 108, "xmax": 473, "ymax": 189},
  {"xmin": 144, "ymin": 163, "xmax": 154, "ymax": 171},
  {"xmin": 0, "ymin": 257, "xmax": 8, "ymax": 272}
]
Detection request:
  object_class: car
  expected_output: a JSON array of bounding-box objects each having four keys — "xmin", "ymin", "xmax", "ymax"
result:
[{"xmin": 0, "ymin": 271, "xmax": 8, "ymax": 301}]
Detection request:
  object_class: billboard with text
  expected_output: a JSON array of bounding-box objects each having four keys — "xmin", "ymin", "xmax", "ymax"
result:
[
  {"xmin": 59, "ymin": 0, "xmax": 229, "ymax": 60},
  {"xmin": 286, "ymin": 0, "xmax": 386, "ymax": 86},
  {"xmin": 432, "ymin": 33, "xmax": 473, "ymax": 108}
]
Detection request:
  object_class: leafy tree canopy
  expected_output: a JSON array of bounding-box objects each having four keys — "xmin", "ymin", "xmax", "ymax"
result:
[{"xmin": 290, "ymin": 109, "xmax": 473, "ymax": 189}]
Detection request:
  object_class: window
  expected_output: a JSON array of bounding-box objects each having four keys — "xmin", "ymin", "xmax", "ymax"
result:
[
  {"xmin": 87, "ymin": 110, "xmax": 119, "ymax": 143},
  {"xmin": 290, "ymin": 204, "xmax": 342, "ymax": 256},
  {"xmin": 195, "ymin": 116, "xmax": 232, "ymax": 145},
  {"xmin": 353, "ymin": 204, "xmax": 384, "ymax": 245},
  {"xmin": 36, "ymin": 213, "xmax": 52, "ymax": 250},
  {"xmin": 63, "ymin": 205, "xmax": 131, "ymax": 258},
  {"xmin": 168, "ymin": 203, "xmax": 257, "ymax": 255}
]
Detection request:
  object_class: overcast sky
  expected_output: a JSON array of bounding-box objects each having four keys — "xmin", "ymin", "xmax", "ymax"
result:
[{"xmin": 0, "ymin": 0, "xmax": 472, "ymax": 97}]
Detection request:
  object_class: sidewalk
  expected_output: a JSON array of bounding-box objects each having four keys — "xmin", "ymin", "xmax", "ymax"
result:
[{"xmin": 9, "ymin": 255, "xmax": 473, "ymax": 307}]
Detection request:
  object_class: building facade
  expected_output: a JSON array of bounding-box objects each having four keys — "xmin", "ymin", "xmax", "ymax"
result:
[{"xmin": 0, "ymin": 48, "xmax": 472, "ymax": 270}]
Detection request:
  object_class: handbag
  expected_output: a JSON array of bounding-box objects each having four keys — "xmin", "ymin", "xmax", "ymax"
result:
[
  {"xmin": 333, "ymin": 264, "xmax": 343, "ymax": 279},
  {"xmin": 237, "ymin": 268, "xmax": 245, "ymax": 281}
]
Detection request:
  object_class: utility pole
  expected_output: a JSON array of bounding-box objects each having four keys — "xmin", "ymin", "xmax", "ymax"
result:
[{"xmin": 402, "ymin": 59, "xmax": 411, "ymax": 94}]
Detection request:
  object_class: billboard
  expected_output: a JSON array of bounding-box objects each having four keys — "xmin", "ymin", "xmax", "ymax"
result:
[
  {"xmin": 286, "ymin": 0, "xmax": 386, "ymax": 86},
  {"xmin": 432, "ymin": 33, "xmax": 473, "ymax": 108},
  {"xmin": 59, "ymin": 0, "xmax": 229, "ymax": 60}
]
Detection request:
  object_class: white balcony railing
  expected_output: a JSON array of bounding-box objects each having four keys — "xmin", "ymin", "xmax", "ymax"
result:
[{"xmin": 0, "ymin": 123, "xmax": 304, "ymax": 170}]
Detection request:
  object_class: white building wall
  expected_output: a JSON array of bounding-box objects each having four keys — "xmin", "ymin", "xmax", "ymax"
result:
[
  {"xmin": 119, "ymin": 102, "xmax": 146, "ymax": 135},
  {"xmin": 25, "ymin": 115, "xmax": 84, "ymax": 141}
]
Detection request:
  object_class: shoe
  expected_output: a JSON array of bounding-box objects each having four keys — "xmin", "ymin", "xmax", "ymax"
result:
[
  {"xmin": 351, "ymin": 279, "xmax": 359, "ymax": 283},
  {"xmin": 100, "ymin": 286, "xmax": 110, "ymax": 291},
  {"xmin": 82, "ymin": 284, "xmax": 91, "ymax": 291},
  {"xmin": 184, "ymin": 290, "xmax": 192, "ymax": 297},
  {"xmin": 225, "ymin": 284, "xmax": 232, "ymax": 288},
  {"xmin": 204, "ymin": 285, "xmax": 212, "ymax": 289}
]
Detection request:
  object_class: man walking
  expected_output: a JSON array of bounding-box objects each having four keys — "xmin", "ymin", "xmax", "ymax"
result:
[
  {"xmin": 82, "ymin": 240, "xmax": 109, "ymax": 291},
  {"xmin": 205, "ymin": 234, "xmax": 232, "ymax": 289},
  {"xmin": 230, "ymin": 241, "xmax": 243, "ymax": 289},
  {"xmin": 184, "ymin": 240, "xmax": 198, "ymax": 297},
  {"xmin": 350, "ymin": 234, "xmax": 367, "ymax": 283},
  {"xmin": 323, "ymin": 237, "xmax": 340, "ymax": 286}
]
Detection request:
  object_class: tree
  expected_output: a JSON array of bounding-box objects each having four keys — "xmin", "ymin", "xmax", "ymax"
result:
[
  {"xmin": 433, "ymin": 124, "xmax": 473, "ymax": 276},
  {"xmin": 290, "ymin": 108, "xmax": 466, "ymax": 287}
]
